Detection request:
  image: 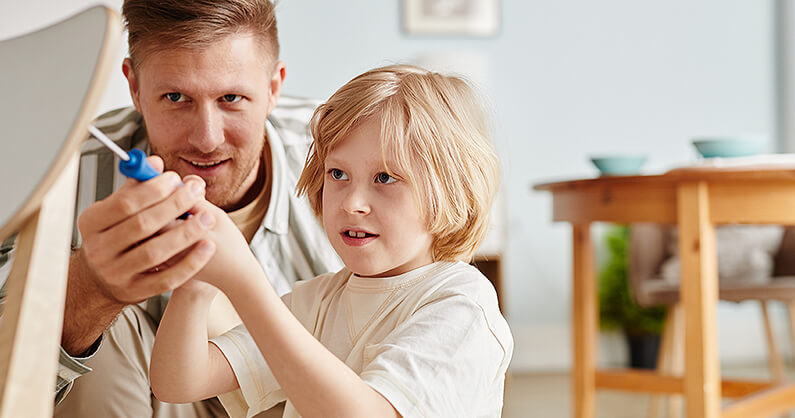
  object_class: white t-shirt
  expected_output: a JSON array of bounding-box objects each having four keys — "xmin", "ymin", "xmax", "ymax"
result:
[{"xmin": 211, "ymin": 261, "xmax": 513, "ymax": 418}]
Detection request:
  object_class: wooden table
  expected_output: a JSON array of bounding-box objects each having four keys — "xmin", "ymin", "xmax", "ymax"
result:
[{"xmin": 534, "ymin": 166, "xmax": 795, "ymax": 418}]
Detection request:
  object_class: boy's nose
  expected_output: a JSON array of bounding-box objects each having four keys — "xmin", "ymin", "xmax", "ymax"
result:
[
  {"xmin": 188, "ymin": 106, "xmax": 224, "ymax": 153},
  {"xmin": 342, "ymin": 186, "xmax": 370, "ymax": 215}
]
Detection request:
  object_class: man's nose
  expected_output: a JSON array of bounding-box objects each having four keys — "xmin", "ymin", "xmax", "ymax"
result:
[
  {"xmin": 342, "ymin": 184, "xmax": 371, "ymax": 215},
  {"xmin": 188, "ymin": 105, "xmax": 224, "ymax": 153}
]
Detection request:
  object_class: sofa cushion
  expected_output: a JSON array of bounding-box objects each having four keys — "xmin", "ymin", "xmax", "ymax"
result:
[{"xmin": 660, "ymin": 225, "xmax": 784, "ymax": 285}]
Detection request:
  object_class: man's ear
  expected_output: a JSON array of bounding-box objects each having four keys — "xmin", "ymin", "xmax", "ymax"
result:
[
  {"xmin": 266, "ymin": 61, "xmax": 286, "ymax": 116},
  {"xmin": 122, "ymin": 58, "xmax": 142, "ymax": 112}
]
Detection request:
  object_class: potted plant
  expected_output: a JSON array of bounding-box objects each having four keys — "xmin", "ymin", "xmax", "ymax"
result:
[{"xmin": 598, "ymin": 225, "xmax": 666, "ymax": 369}]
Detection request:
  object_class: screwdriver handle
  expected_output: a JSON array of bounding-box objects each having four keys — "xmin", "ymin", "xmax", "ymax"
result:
[
  {"xmin": 119, "ymin": 149, "xmax": 160, "ymax": 181},
  {"xmin": 118, "ymin": 149, "xmax": 190, "ymax": 220}
]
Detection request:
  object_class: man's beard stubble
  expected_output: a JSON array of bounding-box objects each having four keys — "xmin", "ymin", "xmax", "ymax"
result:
[{"xmin": 149, "ymin": 140, "xmax": 265, "ymax": 212}]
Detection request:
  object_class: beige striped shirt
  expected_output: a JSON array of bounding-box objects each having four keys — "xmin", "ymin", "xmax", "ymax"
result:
[{"xmin": 0, "ymin": 96, "xmax": 342, "ymax": 404}]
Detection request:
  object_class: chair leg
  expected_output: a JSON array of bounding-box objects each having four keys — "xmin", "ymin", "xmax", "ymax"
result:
[
  {"xmin": 667, "ymin": 304, "xmax": 684, "ymax": 418},
  {"xmin": 647, "ymin": 313, "xmax": 671, "ymax": 418},
  {"xmin": 0, "ymin": 156, "xmax": 79, "ymax": 417},
  {"xmin": 787, "ymin": 301, "xmax": 795, "ymax": 364},
  {"xmin": 647, "ymin": 304, "xmax": 683, "ymax": 418},
  {"xmin": 761, "ymin": 301, "xmax": 789, "ymax": 418},
  {"xmin": 761, "ymin": 300, "xmax": 785, "ymax": 381}
]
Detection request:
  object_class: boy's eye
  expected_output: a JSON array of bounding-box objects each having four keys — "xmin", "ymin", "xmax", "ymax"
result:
[
  {"xmin": 165, "ymin": 92, "xmax": 185, "ymax": 102},
  {"xmin": 222, "ymin": 94, "xmax": 242, "ymax": 103},
  {"xmin": 329, "ymin": 169, "xmax": 348, "ymax": 180},
  {"xmin": 375, "ymin": 172, "xmax": 396, "ymax": 184}
]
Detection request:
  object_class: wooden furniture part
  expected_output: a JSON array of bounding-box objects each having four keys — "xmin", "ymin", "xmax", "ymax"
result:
[
  {"xmin": 534, "ymin": 166, "xmax": 795, "ymax": 418},
  {"xmin": 472, "ymin": 194, "xmax": 507, "ymax": 312},
  {"xmin": 472, "ymin": 253, "xmax": 504, "ymax": 312},
  {"xmin": 0, "ymin": 7, "xmax": 119, "ymax": 417},
  {"xmin": 630, "ymin": 224, "xmax": 795, "ymax": 418}
]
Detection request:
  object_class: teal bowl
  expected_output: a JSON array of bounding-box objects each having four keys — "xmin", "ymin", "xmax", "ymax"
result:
[
  {"xmin": 590, "ymin": 155, "xmax": 647, "ymax": 176},
  {"xmin": 692, "ymin": 138, "xmax": 764, "ymax": 158}
]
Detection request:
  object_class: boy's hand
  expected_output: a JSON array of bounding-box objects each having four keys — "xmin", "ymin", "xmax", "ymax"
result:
[{"xmin": 192, "ymin": 200, "xmax": 260, "ymax": 291}]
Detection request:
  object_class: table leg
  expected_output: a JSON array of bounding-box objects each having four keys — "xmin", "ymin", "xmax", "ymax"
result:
[
  {"xmin": 572, "ymin": 223, "xmax": 596, "ymax": 418},
  {"xmin": 677, "ymin": 182, "xmax": 721, "ymax": 418}
]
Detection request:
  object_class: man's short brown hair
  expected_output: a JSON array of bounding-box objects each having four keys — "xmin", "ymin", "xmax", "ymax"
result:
[{"xmin": 122, "ymin": 0, "xmax": 279, "ymax": 68}]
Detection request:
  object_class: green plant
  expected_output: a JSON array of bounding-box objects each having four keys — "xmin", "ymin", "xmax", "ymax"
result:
[{"xmin": 598, "ymin": 225, "xmax": 666, "ymax": 336}]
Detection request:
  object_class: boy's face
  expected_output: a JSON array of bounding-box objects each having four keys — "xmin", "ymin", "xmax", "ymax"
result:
[
  {"xmin": 321, "ymin": 117, "xmax": 434, "ymax": 278},
  {"xmin": 122, "ymin": 33, "xmax": 284, "ymax": 211}
]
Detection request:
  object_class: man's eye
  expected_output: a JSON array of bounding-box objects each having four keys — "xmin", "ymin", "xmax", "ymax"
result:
[
  {"xmin": 375, "ymin": 172, "xmax": 396, "ymax": 184},
  {"xmin": 329, "ymin": 169, "xmax": 348, "ymax": 180},
  {"xmin": 165, "ymin": 92, "xmax": 184, "ymax": 102},
  {"xmin": 222, "ymin": 94, "xmax": 242, "ymax": 103}
]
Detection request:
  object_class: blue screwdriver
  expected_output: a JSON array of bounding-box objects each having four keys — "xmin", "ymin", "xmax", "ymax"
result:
[{"xmin": 88, "ymin": 125, "xmax": 190, "ymax": 219}]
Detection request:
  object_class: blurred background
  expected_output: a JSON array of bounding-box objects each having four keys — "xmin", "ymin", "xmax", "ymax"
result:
[{"xmin": 1, "ymin": 1, "xmax": 791, "ymax": 415}]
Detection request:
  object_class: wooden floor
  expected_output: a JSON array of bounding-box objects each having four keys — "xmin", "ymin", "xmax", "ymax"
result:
[{"xmin": 502, "ymin": 363, "xmax": 795, "ymax": 417}]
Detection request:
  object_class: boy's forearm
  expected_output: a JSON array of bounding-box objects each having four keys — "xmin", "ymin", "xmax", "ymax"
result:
[
  {"xmin": 223, "ymin": 276, "xmax": 398, "ymax": 418},
  {"xmin": 150, "ymin": 288, "xmax": 216, "ymax": 402}
]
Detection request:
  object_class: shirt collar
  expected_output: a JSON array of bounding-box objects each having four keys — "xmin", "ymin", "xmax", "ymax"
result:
[{"xmin": 261, "ymin": 119, "xmax": 289, "ymax": 235}]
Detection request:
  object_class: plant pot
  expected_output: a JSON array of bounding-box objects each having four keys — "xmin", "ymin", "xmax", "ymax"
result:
[{"xmin": 624, "ymin": 332, "xmax": 661, "ymax": 370}]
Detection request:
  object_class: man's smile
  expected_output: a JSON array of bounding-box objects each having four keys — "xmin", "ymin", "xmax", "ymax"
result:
[
  {"xmin": 189, "ymin": 159, "xmax": 226, "ymax": 168},
  {"xmin": 179, "ymin": 157, "xmax": 231, "ymax": 173}
]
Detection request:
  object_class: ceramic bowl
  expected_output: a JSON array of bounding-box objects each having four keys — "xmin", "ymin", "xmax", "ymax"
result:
[
  {"xmin": 590, "ymin": 155, "xmax": 647, "ymax": 176},
  {"xmin": 692, "ymin": 138, "xmax": 765, "ymax": 158}
]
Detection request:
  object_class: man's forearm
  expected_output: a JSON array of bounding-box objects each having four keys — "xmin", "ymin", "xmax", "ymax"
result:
[{"xmin": 61, "ymin": 251, "xmax": 125, "ymax": 356}]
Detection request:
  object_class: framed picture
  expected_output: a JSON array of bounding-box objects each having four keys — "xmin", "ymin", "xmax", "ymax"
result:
[{"xmin": 402, "ymin": 0, "xmax": 500, "ymax": 37}]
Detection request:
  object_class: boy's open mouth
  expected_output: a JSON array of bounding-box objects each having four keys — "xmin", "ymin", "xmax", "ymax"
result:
[
  {"xmin": 344, "ymin": 230, "xmax": 377, "ymax": 238},
  {"xmin": 341, "ymin": 229, "xmax": 378, "ymax": 246}
]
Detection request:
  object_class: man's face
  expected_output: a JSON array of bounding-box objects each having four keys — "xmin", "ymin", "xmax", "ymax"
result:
[{"xmin": 123, "ymin": 34, "xmax": 284, "ymax": 210}]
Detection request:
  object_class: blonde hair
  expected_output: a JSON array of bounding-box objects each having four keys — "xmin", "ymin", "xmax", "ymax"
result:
[
  {"xmin": 122, "ymin": 0, "xmax": 279, "ymax": 69},
  {"xmin": 296, "ymin": 65, "xmax": 499, "ymax": 262}
]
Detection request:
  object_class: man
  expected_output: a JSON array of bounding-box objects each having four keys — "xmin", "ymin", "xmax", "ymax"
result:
[{"xmin": 0, "ymin": 0, "xmax": 341, "ymax": 416}]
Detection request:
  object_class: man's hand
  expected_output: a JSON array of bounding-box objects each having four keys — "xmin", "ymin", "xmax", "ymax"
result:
[{"xmin": 62, "ymin": 157, "xmax": 217, "ymax": 355}]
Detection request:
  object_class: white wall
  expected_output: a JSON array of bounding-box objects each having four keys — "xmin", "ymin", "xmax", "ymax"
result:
[{"xmin": 2, "ymin": 1, "xmax": 779, "ymax": 372}]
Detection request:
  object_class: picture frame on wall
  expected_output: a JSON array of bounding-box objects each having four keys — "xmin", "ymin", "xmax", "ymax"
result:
[{"xmin": 402, "ymin": 0, "xmax": 500, "ymax": 37}]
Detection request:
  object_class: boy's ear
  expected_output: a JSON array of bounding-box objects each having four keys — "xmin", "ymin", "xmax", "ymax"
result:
[{"xmin": 266, "ymin": 61, "xmax": 286, "ymax": 116}]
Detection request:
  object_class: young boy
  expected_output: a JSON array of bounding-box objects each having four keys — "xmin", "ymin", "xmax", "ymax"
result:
[{"xmin": 150, "ymin": 65, "xmax": 513, "ymax": 417}]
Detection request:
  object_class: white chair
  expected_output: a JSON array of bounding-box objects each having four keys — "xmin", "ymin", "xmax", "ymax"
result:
[{"xmin": 0, "ymin": 6, "xmax": 119, "ymax": 417}]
